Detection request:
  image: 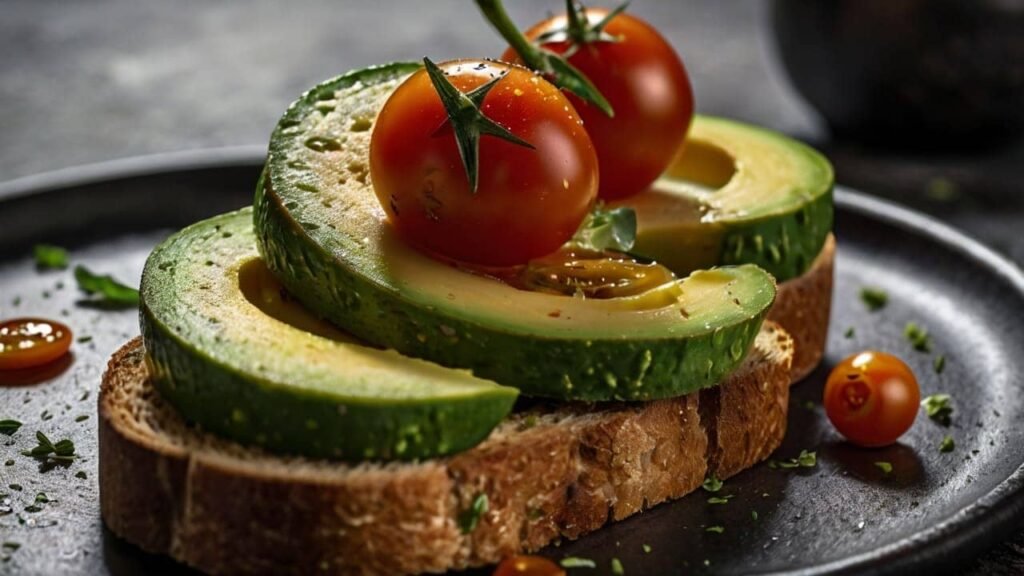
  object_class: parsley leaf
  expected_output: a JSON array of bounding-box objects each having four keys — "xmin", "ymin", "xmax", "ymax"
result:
[
  {"xmin": 939, "ymin": 435, "xmax": 955, "ymax": 453},
  {"xmin": 844, "ymin": 327, "xmax": 855, "ymax": 339},
  {"xmin": 874, "ymin": 461, "xmax": 893, "ymax": 474},
  {"xmin": 859, "ymin": 287, "xmax": 888, "ymax": 311},
  {"xmin": 560, "ymin": 557, "xmax": 597, "ymax": 568},
  {"xmin": 778, "ymin": 450, "xmax": 817, "ymax": 469},
  {"xmin": 921, "ymin": 394, "xmax": 953, "ymax": 425},
  {"xmin": 705, "ymin": 525, "xmax": 725, "ymax": 534},
  {"xmin": 611, "ymin": 557, "xmax": 625, "ymax": 575},
  {"xmin": 933, "ymin": 355, "xmax": 946, "ymax": 374},
  {"xmin": 642, "ymin": 544, "xmax": 651, "ymax": 554},
  {"xmin": 0, "ymin": 420, "xmax": 22, "ymax": 436},
  {"xmin": 903, "ymin": 322, "xmax": 931, "ymax": 352},
  {"xmin": 701, "ymin": 474, "xmax": 723, "ymax": 493},
  {"xmin": 74, "ymin": 265, "xmax": 139, "ymax": 306},
  {"xmin": 707, "ymin": 494, "xmax": 734, "ymax": 505},
  {"xmin": 33, "ymin": 244, "xmax": 68, "ymax": 269},
  {"xmin": 458, "ymin": 493, "xmax": 489, "ymax": 534},
  {"xmin": 572, "ymin": 205, "xmax": 637, "ymax": 253}
]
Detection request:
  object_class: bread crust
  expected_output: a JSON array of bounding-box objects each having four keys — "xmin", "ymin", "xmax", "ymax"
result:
[
  {"xmin": 100, "ymin": 323, "xmax": 792, "ymax": 576},
  {"xmin": 770, "ymin": 233, "xmax": 835, "ymax": 383}
]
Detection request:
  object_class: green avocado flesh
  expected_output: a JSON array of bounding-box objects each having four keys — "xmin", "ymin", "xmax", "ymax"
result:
[
  {"xmin": 618, "ymin": 115, "xmax": 834, "ymax": 281},
  {"xmin": 140, "ymin": 208, "xmax": 518, "ymax": 461},
  {"xmin": 255, "ymin": 62, "xmax": 776, "ymax": 401}
]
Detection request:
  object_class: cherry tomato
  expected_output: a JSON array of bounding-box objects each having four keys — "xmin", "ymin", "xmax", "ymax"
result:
[
  {"xmin": 370, "ymin": 59, "xmax": 598, "ymax": 267},
  {"xmin": 504, "ymin": 8, "xmax": 694, "ymax": 200},
  {"xmin": 493, "ymin": 555, "xmax": 566, "ymax": 576},
  {"xmin": 824, "ymin": 351, "xmax": 920, "ymax": 447},
  {"xmin": 0, "ymin": 318, "xmax": 73, "ymax": 371}
]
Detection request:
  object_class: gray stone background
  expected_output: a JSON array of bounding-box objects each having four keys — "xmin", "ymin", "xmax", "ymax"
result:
[{"xmin": 1, "ymin": 0, "xmax": 1022, "ymax": 573}]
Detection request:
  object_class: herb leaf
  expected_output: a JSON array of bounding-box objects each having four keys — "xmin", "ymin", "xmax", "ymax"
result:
[
  {"xmin": 921, "ymin": 394, "xmax": 953, "ymax": 425},
  {"xmin": 707, "ymin": 494, "xmax": 733, "ymax": 505},
  {"xmin": 74, "ymin": 265, "xmax": 139, "ymax": 306},
  {"xmin": 778, "ymin": 450, "xmax": 817, "ymax": 469},
  {"xmin": 33, "ymin": 244, "xmax": 68, "ymax": 269},
  {"xmin": 572, "ymin": 205, "xmax": 637, "ymax": 252},
  {"xmin": 0, "ymin": 420, "xmax": 22, "ymax": 436},
  {"xmin": 705, "ymin": 525, "xmax": 725, "ymax": 534},
  {"xmin": 874, "ymin": 461, "xmax": 893, "ymax": 474},
  {"xmin": 560, "ymin": 557, "xmax": 597, "ymax": 568},
  {"xmin": 939, "ymin": 435, "xmax": 955, "ymax": 453},
  {"xmin": 933, "ymin": 355, "xmax": 946, "ymax": 374},
  {"xmin": 859, "ymin": 287, "xmax": 888, "ymax": 311},
  {"xmin": 20, "ymin": 431, "xmax": 76, "ymax": 463},
  {"xmin": 458, "ymin": 493, "xmax": 489, "ymax": 534},
  {"xmin": 903, "ymin": 322, "xmax": 932, "ymax": 352},
  {"xmin": 701, "ymin": 474, "xmax": 723, "ymax": 493}
]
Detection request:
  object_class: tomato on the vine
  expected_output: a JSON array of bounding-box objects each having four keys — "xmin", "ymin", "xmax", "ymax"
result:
[
  {"xmin": 493, "ymin": 555, "xmax": 566, "ymax": 576},
  {"xmin": 0, "ymin": 318, "xmax": 73, "ymax": 371},
  {"xmin": 502, "ymin": 5, "xmax": 694, "ymax": 200},
  {"xmin": 824, "ymin": 351, "xmax": 920, "ymax": 447},
  {"xmin": 369, "ymin": 59, "xmax": 598, "ymax": 267}
]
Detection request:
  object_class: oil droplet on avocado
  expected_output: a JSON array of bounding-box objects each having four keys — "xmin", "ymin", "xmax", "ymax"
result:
[{"xmin": 511, "ymin": 247, "xmax": 677, "ymax": 300}]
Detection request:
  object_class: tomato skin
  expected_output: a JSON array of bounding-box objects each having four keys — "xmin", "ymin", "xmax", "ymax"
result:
[
  {"xmin": 824, "ymin": 351, "xmax": 920, "ymax": 447},
  {"xmin": 493, "ymin": 555, "xmax": 566, "ymax": 576},
  {"xmin": 0, "ymin": 318, "xmax": 73, "ymax": 371},
  {"xmin": 504, "ymin": 9, "xmax": 694, "ymax": 200},
  {"xmin": 369, "ymin": 59, "xmax": 598, "ymax": 267}
]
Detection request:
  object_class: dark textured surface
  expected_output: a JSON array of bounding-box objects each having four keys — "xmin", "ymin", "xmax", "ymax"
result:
[
  {"xmin": 1, "ymin": 1, "xmax": 1023, "ymax": 574},
  {"xmin": 1, "ymin": 157, "xmax": 1024, "ymax": 576}
]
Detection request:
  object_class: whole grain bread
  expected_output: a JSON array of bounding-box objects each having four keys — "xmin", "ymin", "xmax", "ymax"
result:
[
  {"xmin": 99, "ymin": 322, "xmax": 792, "ymax": 576},
  {"xmin": 770, "ymin": 233, "xmax": 835, "ymax": 383}
]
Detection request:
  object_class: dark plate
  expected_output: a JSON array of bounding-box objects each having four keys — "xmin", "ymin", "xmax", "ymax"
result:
[{"xmin": 1, "ymin": 150, "xmax": 1023, "ymax": 576}]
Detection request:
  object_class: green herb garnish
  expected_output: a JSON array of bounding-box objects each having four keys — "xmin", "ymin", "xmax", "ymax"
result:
[
  {"xmin": 572, "ymin": 205, "xmax": 637, "ymax": 253},
  {"xmin": 903, "ymin": 322, "xmax": 931, "ymax": 352},
  {"xmin": 458, "ymin": 493, "xmax": 489, "ymax": 534},
  {"xmin": 844, "ymin": 327, "xmax": 855, "ymax": 338},
  {"xmin": 921, "ymin": 394, "xmax": 953, "ymax": 425},
  {"xmin": 939, "ymin": 435, "xmax": 955, "ymax": 453},
  {"xmin": 642, "ymin": 544, "xmax": 651, "ymax": 554},
  {"xmin": 874, "ymin": 461, "xmax": 893, "ymax": 474},
  {"xmin": 0, "ymin": 420, "xmax": 22, "ymax": 436},
  {"xmin": 859, "ymin": 287, "xmax": 888, "ymax": 311},
  {"xmin": 778, "ymin": 450, "xmax": 817, "ymax": 469},
  {"xmin": 20, "ymin": 431, "xmax": 76, "ymax": 463},
  {"xmin": 75, "ymin": 471, "xmax": 87, "ymax": 479},
  {"xmin": 34, "ymin": 492, "xmax": 50, "ymax": 504},
  {"xmin": 33, "ymin": 244, "xmax": 68, "ymax": 269},
  {"xmin": 934, "ymin": 355, "xmax": 946, "ymax": 374},
  {"xmin": 76, "ymin": 336, "xmax": 93, "ymax": 344},
  {"xmin": 74, "ymin": 265, "xmax": 139, "ymax": 306},
  {"xmin": 751, "ymin": 510, "xmax": 759, "ymax": 521},
  {"xmin": 75, "ymin": 415, "xmax": 89, "ymax": 423},
  {"xmin": 701, "ymin": 474, "xmax": 722, "ymax": 493},
  {"xmin": 705, "ymin": 526, "xmax": 725, "ymax": 534},
  {"xmin": 611, "ymin": 557, "xmax": 625, "ymax": 575},
  {"xmin": 707, "ymin": 494, "xmax": 733, "ymax": 505},
  {"xmin": 422, "ymin": 57, "xmax": 534, "ymax": 194},
  {"xmin": 560, "ymin": 557, "xmax": 597, "ymax": 568}
]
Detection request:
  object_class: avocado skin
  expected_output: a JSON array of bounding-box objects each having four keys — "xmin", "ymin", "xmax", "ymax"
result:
[
  {"xmin": 255, "ymin": 63, "xmax": 775, "ymax": 401},
  {"xmin": 141, "ymin": 209, "xmax": 517, "ymax": 461}
]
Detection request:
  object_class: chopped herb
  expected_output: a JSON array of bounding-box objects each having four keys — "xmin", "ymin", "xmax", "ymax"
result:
[
  {"xmin": 642, "ymin": 544, "xmax": 651, "ymax": 554},
  {"xmin": 9, "ymin": 484, "xmax": 23, "ymax": 491},
  {"xmin": 74, "ymin": 265, "xmax": 140, "ymax": 306},
  {"xmin": 874, "ymin": 461, "xmax": 893, "ymax": 474},
  {"xmin": 523, "ymin": 414, "xmax": 538, "ymax": 429},
  {"xmin": 705, "ymin": 525, "xmax": 725, "ymax": 534},
  {"xmin": 1, "ymin": 542, "xmax": 19, "ymax": 551},
  {"xmin": 12, "ymin": 296, "xmax": 21, "ymax": 307},
  {"xmin": 24, "ymin": 505, "xmax": 42, "ymax": 513},
  {"xmin": 560, "ymin": 557, "xmax": 597, "ymax": 569},
  {"xmin": 844, "ymin": 327, "xmax": 855, "ymax": 339},
  {"xmin": 75, "ymin": 415, "xmax": 88, "ymax": 422},
  {"xmin": 33, "ymin": 244, "xmax": 68, "ymax": 269},
  {"xmin": 611, "ymin": 557, "xmax": 625, "ymax": 575},
  {"xmin": 778, "ymin": 450, "xmax": 817, "ymax": 469},
  {"xmin": 939, "ymin": 435, "xmax": 955, "ymax": 453},
  {"xmin": 934, "ymin": 355, "xmax": 946, "ymax": 374},
  {"xmin": 75, "ymin": 470, "xmax": 87, "ymax": 479},
  {"xmin": 921, "ymin": 394, "xmax": 953, "ymax": 425},
  {"xmin": 707, "ymin": 494, "xmax": 734, "ymax": 505},
  {"xmin": 701, "ymin": 474, "xmax": 722, "ymax": 493},
  {"xmin": 34, "ymin": 492, "xmax": 50, "ymax": 504},
  {"xmin": 903, "ymin": 322, "xmax": 931, "ymax": 352},
  {"xmin": 458, "ymin": 493, "xmax": 489, "ymax": 534},
  {"xmin": 40, "ymin": 410, "xmax": 52, "ymax": 421},
  {"xmin": 0, "ymin": 420, "xmax": 22, "ymax": 436},
  {"xmin": 751, "ymin": 510, "xmax": 759, "ymax": 521},
  {"xmin": 4, "ymin": 460, "xmax": 12, "ymax": 466},
  {"xmin": 572, "ymin": 205, "xmax": 637, "ymax": 253},
  {"xmin": 76, "ymin": 336, "xmax": 93, "ymax": 344},
  {"xmin": 803, "ymin": 400, "xmax": 816, "ymax": 411},
  {"xmin": 21, "ymin": 431, "xmax": 76, "ymax": 463},
  {"xmin": 859, "ymin": 287, "xmax": 888, "ymax": 311}
]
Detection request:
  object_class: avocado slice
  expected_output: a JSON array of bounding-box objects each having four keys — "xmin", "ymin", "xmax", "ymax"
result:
[
  {"xmin": 620, "ymin": 115, "xmax": 833, "ymax": 281},
  {"xmin": 255, "ymin": 63, "xmax": 776, "ymax": 401},
  {"xmin": 141, "ymin": 208, "xmax": 518, "ymax": 461}
]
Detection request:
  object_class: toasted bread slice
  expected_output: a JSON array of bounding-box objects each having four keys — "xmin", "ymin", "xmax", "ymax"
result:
[
  {"xmin": 771, "ymin": 233, "xmax": 835, "ymax": 383},
  {"xmin": 99, "ymin": 323, "xmax": 792, "ymax": 576}
]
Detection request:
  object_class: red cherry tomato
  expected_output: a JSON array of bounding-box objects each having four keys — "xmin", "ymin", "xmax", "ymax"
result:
[
  {"xmin": 824, "ymin": 351, "xmax": 920, "ymax": 447},
  {"xmin": 504, "ymin": 8, "xmax": 694, "ymax": 200},
  {"xmin": 493, "ymin": 555, "xmax": 566, "ymax": 576},
  {"xmin": 370, "ymin": 59, "xmax": 598, "ymax": 267},
  {"xmin": 0, "ymin": 318, "xmax": 73, "ymax": 371}
]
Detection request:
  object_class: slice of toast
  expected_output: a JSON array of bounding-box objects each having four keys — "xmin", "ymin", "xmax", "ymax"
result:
[
  {"xmin": 771, "ymin": 233, "xmax": 835, "ymax": 383},
  {"xmin": 99, "ymin": 322, "xmax": 793, "ymax": 576}
]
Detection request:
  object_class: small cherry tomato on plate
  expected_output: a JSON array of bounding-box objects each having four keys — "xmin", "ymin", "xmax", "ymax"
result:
[
  {"xmin": 370, "ymin": 58, "xmax": 598, "ymax": 267},
  {"xmin": 504, "ymin": 6, "xmax": 694, "ymax": 200},
  {"xmin": 824, "ymin": 351, "xmax": 920, "ymax": 447},
  {"xmin": 0, "ymin": 318, "xmax": 73, "ymax": 371},
  {"xmin": 493, "ymin": 555, "xmax": 566, "ymax": 576}
]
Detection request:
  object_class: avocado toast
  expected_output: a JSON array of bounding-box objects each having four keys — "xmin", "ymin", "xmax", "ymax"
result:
[{"xmin": 100, "ymin": 59, "xmax": 811, "ymax": 575}]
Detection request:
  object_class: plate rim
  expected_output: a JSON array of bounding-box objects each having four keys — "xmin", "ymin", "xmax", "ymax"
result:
[{"xmin": 2, "ymin": 149, "xmax": 1023, "ymax": 575}]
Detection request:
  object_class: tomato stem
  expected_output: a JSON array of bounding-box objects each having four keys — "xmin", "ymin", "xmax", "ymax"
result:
[{"xmin": 473, "ymin": 0, "xmax": 615, "ymax": 117}]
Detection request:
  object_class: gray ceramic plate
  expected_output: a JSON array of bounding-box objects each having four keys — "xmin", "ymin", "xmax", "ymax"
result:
[{"xmin": 1, "ymin": 149, "xmax": 1023, "ymax": 575}]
